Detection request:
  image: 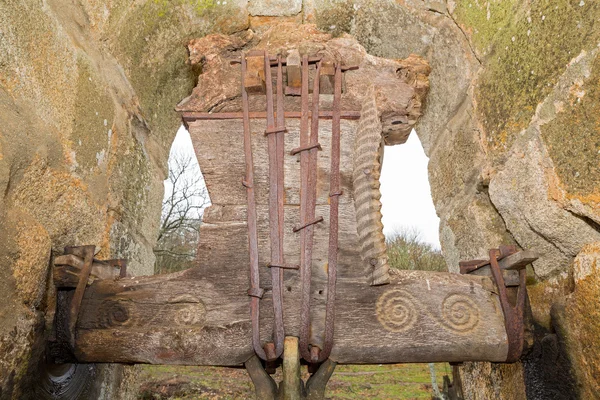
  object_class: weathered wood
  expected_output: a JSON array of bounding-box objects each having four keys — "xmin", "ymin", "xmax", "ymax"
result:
[
  {"xmin": 281, "ymin": 337, "xmax": 302, "ymax": 400},
  {"xmin": 286, "ymin": 50, "xmax": 301, "ymax": 91},
  {"xmin": 467, "ymin": 251, "xmax": 538, "ymax": 287},
  {"xmin": 318, "ymin": 60, "xmax": 335, "ymax": 95},
  {"xmin": 53, "ymin": 254, "xmax": 121, "ymax": 288},
  {"xmin": 189, "ymin": 119, "xmax": 357, "ymax": 207},
  {"xmin": 353, "ymin": 88, "xmax": 388, "ymax": 285},
  {"xmin": 182, "ymin": 111, "xmax": 362, "ymax": 121},
  {"xmin": 245, "ymin": 355, "xmax": 277, "ymax": 399},
  {"xmin": 72, "ymin": 268, "xmax": 508, "ymax": 365},
  {"xmin": 245, "ymin": 54, "xmax": 266, "ymax": 94},
  {"xmin": 500, "ymin": 250, "xmax": 538, "ymax": 270},
  {"xmin": 305, "ymin": 359, "xmax": 336, "ymax": 400}
]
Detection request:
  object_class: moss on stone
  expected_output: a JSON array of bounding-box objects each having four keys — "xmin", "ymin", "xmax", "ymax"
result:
[
  {"xmin": 71, "ymin": 57, "xmax": 114, "ymax": 172},
  {"xmin": 474, "ymin": 0, "xmax": 600, "ymax": 153},
  {"xmin": 453, "ymin": 0, "xmax": 521, "ymax": 53},
  {"xmin": 541, "ymin": 52, "xmax": 600, "ymax": 201},
  {"xmin": 110, "ymin": 1, "xmax": 248, "ymax": 149}
]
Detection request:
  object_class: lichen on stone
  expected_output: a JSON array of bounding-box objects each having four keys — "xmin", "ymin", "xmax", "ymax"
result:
[
  {"xmin": 541, "ymin": 52, "xmax": 600, "ymax": 207},
  {"xmin": 471, "ymin": 0, "xmax": 600, "ymax": 154},
  {"xmin": 564, "ymin": 242, "xmax": 600, "ymax": 399}
]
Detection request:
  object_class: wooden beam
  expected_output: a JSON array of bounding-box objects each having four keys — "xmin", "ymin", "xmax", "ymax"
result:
[
  {"xmin": 72, "ymin": 268, "xmax": 508, "ymax": 365},
  {"xmin": 466, "ymin": 251, "xmax": 538, "ymax": 286},
  {"xmin": 181, "ymin": 111, "xmax": 361, "ymax": 121},
  {"xmin": 54, "ymin": 254, "xmax": 122, "ymax": 288}
]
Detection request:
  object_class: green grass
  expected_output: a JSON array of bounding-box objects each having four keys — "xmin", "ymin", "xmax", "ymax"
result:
[
  {"xmin": 386, "ymin": 228, "xmax": 447, "ymax": 273},
  {"xmin": 137, "ymin": 363, "xmax": 450, "ymax": 399}
]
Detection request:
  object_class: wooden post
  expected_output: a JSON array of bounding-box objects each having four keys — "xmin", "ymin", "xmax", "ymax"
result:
[
  {"xmin": 305, "ymin": 360, "xmax": 336, "ymax": 400},
  {"xmin": 245, "ymin": 355, "xmax": 277, "ymax": 399},
  {"xmin": 281, "ymin": 337, "xmax": 302, "ymax": 400}
]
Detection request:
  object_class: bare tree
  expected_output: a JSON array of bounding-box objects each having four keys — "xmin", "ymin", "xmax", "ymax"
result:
[{"xmin": 154, "ymin": 152, "xmax": 210, "ymax": 274}]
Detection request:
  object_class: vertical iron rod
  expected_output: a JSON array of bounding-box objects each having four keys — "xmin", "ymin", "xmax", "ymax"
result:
[{"xmin": 242, "ymin": 52, "xmax": 267, "ymax": 361}]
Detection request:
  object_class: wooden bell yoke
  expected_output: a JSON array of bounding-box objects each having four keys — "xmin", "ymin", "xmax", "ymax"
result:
[{"xmin": 49, "ymin": 48, "xmax": 535, "ymax": 377}]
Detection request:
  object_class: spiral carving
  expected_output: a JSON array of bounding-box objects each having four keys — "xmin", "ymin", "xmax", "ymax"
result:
[
  {"xmin": 169, "ymin": 295, "xmax": 207, "ymax": 327},
  {"xmin": 375, "ymin": 289, "xmax": 417, "ymax": 332},
  {"xmin": 440, "ymin": 294, "xmax": 480, "ymax": 333},
  {"xmin": 172, "ymin": 303, "xmax": 206, "ymax": 327},
  {"xmin": 98, "ymin": 300, "xmax": 133, "ymax": 328}
]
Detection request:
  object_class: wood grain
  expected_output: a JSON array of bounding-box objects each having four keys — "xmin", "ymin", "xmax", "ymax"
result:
[{"xmin": 73, "ymin": 268, "xmax": 507, "ymax": 365}]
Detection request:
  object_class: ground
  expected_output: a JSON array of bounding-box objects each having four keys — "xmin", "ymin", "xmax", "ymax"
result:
[{"xmin": 136, "ymin": 363, "xmax": 449, "ymax": 399}]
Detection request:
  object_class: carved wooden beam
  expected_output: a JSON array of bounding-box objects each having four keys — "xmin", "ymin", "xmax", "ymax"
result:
[{"xmin": 66, "ymin": 266, "xmax": 508, "ymax": 365}]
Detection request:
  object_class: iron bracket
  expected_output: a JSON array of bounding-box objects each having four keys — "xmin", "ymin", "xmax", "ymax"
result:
[{"xmin": 460, "ymin": 246, "xmax": 537, "ymax": 363}]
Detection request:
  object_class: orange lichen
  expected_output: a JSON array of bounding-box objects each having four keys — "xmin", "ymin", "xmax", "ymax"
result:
[
  {"xmin": 11, "ymin": 211, "xmax": 51, "ymax": 308},
  {"xmin": 564, "ymin": 243, "xmax": 600, "ymax": 398}
]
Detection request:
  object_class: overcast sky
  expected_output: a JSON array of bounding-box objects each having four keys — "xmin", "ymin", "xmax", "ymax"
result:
[{"xmin": 168, "ymin": 125, "xmax": 440, "ymax": 248}]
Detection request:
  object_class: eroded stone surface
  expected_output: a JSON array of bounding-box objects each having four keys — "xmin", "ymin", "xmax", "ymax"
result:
[
  {"xmin": 1, "ymin": 0, "xmax": 599, "ymax": 399},
  {"xmin": 249, "ymin": 0, "xmax": 302, "ymax": 16},
  {"xmin": 564, "ymin": 243, "xmax": 600, "ymax": 399},
  {"xmin": 308, "ymin": 0, "xmax": 599, "ymax": 398},
  {"xmin": 0, "ymin": 0, "xmax": 248, "ymax": 397}
]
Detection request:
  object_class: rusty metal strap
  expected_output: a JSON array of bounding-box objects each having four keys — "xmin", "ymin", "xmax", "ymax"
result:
[
  {"xmin": 293, "ymin": 216, "xmax": 324, "ymax": 232},
  {"xmin": 316, "ymin": 62, "xmax": 345, "ymax": 363},
  {"xmin": 488, "ymin": 248, "xmax": 526, "ymax": 363},
  {"xmin": 290, "ymin": 143, "xmax": 322, "ymax": 155},
  {"xmin": 264, "ymin": 51, "xmax": 285, "ymax": 361},
  {"xmin": 298, "ymin": 55, "xmax": 321, "ymax": 363},
  {"xmin": 459, "ymin": 245, "xmax": 517, "ymax": 274},
  {"xmin": 241, "ymin": 52, "xmax": 268, "ymax": 362},
  {"xmin": 264, "ymin": 126, "xmax": 288, "ymax": 136},
  {"xmin": 275, "ymin": 56, "xmax": 287, "ymax": 363},
  {"xmin": 247, "ymin": 288, "xmax": 265, "ymax": 298},
  {"xmin": 267, "ymin": 263, "xmax": 300, "ymax": 270},
  {"xmin": 460, "ymin": 246, "xmax": 525, "ymax": 362}
]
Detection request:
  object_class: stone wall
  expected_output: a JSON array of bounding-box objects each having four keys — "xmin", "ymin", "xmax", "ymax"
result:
[
  {"xmin": 0, "ymin": 0, "xmax": 598, "ymax": 399},
  {"xmin": 0, "ymin": 0, "xmax": 247, "ymax": 398},
  {"xmin": 306, "ymin": 0, "xmax": 599, "ymax": 398}
]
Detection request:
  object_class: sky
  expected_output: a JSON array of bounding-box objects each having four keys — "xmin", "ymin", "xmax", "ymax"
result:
[
  {"xmin": 167, "ymin": 125, "xmax": 440, "ymax": 248},
  {"xmin": 379, "ymin": 131, "xmax": 440, "ymax": 248}
]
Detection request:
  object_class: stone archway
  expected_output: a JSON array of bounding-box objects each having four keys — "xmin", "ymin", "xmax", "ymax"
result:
[{"xmin": 2, "ymin": 1, "xmax": 599, "ymax": 399}]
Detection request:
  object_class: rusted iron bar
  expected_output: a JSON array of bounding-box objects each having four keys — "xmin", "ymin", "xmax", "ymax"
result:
[
  {"xmin": 292, "ymin": 216, "xmax": 324, "ymax": 233},
  {"xmin": 489, "ymin": 248, "xmax": 527, "ymax": 363},
  {"xmin": 67, "ymin": 245, "xmax": 95, "ymax": 345},
  {"xmin": 459, "ymin": 245, "xmax": 517, "ymax": 274},
  {"xmin": 300, "ymin": 58, "xmax": 324, "ymax": 363},
  {"xmin": 460, "ymin": 246, "xmax": 533, "ymax": 363},
  {"xmin": 298, "ymin": 54, "xmax": 313, "ymax": 364},
  {"xmin": 264, "ymin": 126, "xmax": 288, "ymax": 135},
  {"xmin": 275, "ymin": 56, "xmax": 287, "ymax": 351},
  {"xmin": 241, "ymin": 52, "xmax": 268, "ymax": 361},
  {"xmin": 267, "ymin": 263, "xmax": 299, "ymax": 270},
  {"xmin": 317, "ymin": 62, "xmax": 344, "ymax": 364},
  {"xmin": 264, "ymin": 50, "xmax": 285, "ymax": 361},
  {"xmin": 181, "ymin": 111, "xmax": 361, "ymax": 121},
  {"xmin": 289, "ymin": 143, "xmax": 322, "ymax": 155},
  {"xmin": 231, "ymin": 55, "xmax": 323, "ymax": 66}
]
